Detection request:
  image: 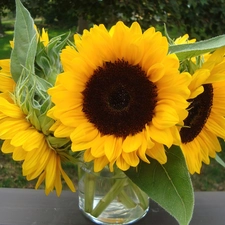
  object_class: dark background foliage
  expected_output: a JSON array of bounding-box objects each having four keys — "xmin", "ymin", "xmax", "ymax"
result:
[{"xmin": 1, "ymin": 0, "xmax": 225, "ymax": 39}]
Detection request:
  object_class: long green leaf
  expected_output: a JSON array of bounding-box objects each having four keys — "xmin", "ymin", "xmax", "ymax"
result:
[
  {"xmin": 10, "ymin": 0, "xmax": 37, "ymax": 82},
  {"xmin": 169, "ymin": 34, "xmax": 225, "ymax": 60},
  {"xmin": 215, "ymin": 154, "xmax": 225, "ymax": 168},
  {"xmin": 125, "ymin": 146, "xmax": 194, "ymax": 225}
]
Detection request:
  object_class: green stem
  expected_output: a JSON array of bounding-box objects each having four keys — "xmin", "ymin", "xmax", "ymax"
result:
[
  {"xmin": 84, "ymin": 171, "xmax": 96, "ymax": 213},
  {"xmin": 117, "ymin": 189, "xmax": 137, "ymax": 209},
  {"xmin": 91, "ymin": 178, "xmax": 126, "ymax": 217},
  {"xmin": 128, "ymin": 179, "xmax": 149, "ymax": 210}
]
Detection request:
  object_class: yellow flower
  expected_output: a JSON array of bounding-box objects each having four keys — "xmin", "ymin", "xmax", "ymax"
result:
[
  {"xmin": 0, "ymin": 92, "xmax": 75, "ymax": 196},
  {"xmin": 174, "ymin": 34, "xmax": 211, "ymax": 64},
  {"xmin": 179, "ymin": 47, "xmax": 225, "ymax": 174},
  {"xmin": 9, "ymin": 40, "xmax": 14, "ymax": 49},
  {"xmin": 39, "ymin": 28, "xmax": 49, "ymax": 47},
  {"xmin": 0, "ymin": 59, "xmax": 15, "ymax": 93},
  {"xmin": 48, "ymin": 21, "xmax": 191, "ymax": 172},
  {"xmin": 174, "ymin": 34, "xmax": 196, "ymax": 44},
  {"xmin": 0, "ymin": 61, "xmax": 75, "ymax": 196}
]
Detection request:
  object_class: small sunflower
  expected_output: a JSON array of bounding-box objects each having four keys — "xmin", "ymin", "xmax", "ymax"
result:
[
  {"xmin": 0, "ymin": 31, "xmax": 75, "ymax": 196},
  {"xmin": 174, "ymin": 34, "xmax": 196, "ymax": 44},
  {"xmin": 0, "ymin": 90, "xmax": 75, "ymax": 196},
  {"xmin": 174, "ymin": 33, "xmax": 211, "ymax": 68},
  {"xmin": 48, "ymin": 21, "xmax": 191, "ymax": 172},
  {"xmin": 39, "ymin": 28, "xmax": 49, "ymax": 46},
  {"xmin": 180, "ymin": 47, "xmax": 225, "ymax": 174}
]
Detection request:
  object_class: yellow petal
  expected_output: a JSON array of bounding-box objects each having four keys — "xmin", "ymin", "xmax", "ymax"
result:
[
  {"xmin": 147, "ymin": 63, "xmax": 165, "ymax": 82},
  {"xmin": 146, "ymin": 143, "xmax": 167, "ymax": 164},
  {"xmin": 148, "ymin": 126, "xmax": 174, "ymax": 147},
  {"xmin": 122, "ymin": 133, "xmax": 143, "ymax": 153},
  {"xmin": 116, "ymin": 155, "xmax": 130, "ymax": 171},
  {"xmin": 122, "ymin": 151, "xmax": 140, "ymax": 167},
  {"xmin": 45, "ymin": 152, "xmax": 57, "ymax": 190},
  {"xmin": 10, "ymin": 130, "xmax": 34, "ymax": 147},
  {"xmin": 60, "ymin": 162, "xmax": 76, "ymax": 193},
  {"xmin": 137, "ymin": 141, "xmax": 150, "ymax": 164},
  {"xmin": 104, "ymin": 135, "xmax": 117, "ymax": 161},
  {"xmin": 12, "ymin": 147, "xmax": 27, "ymax": 161},
  {"xmin": 70, "ymin": 123, "xmax": 99, "ymax": 149},
  {"xmin": 2, "ymin": 140, "xmax": 14, "ymax": 153},
  {"xmin": 0, "ymin": 119, "xmax": 30, "ymax": 139},
  {"xmin": 189, "ymin": 69, "xmax": 210, "ymax": 93},
  {"xmin": 52, "ymin": 122, "xmax": 74, "ymax": 137},
  {"xmin": 206, "ymin": 115, "xmax": 225, "ymax": 139},
  {"xmin": 23, "ymin": 132, "xmax": 45, "ymax": 151},
  {"xmin": 84, "ymin": 148, "xmax": 95, "ymax": 162},
  {"xmin": 55, "ymin": 162, "xmax": 62, "ymax": 197},
  {"xmin": 0, "ymin": 97, "xmax": 24, "ymax": 118},
  {"xmin": 181, "ymin": 141, "xmax": 201, "ymax": 174},
  {"xmin": 153, "ymin": 103, "xmax": 179, "ymax": 129},
  {"xmin": 94, "ymin": 156, "xmax": 109, "ymax": 172},
  {"xmin": 91, "ymin": 135, "xmax": 106, "ymax": 158},
  {"xmin": 35, "ymin": 171, "xmax": 46, "ymax": 190}
]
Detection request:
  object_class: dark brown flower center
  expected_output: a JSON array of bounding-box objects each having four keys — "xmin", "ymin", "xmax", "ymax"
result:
[
  {"xmin": 180, "ymin": 84, "xmax": 213, "ymax": 143},
  {"xmin": 82, "ymin": 59, "xmax": 158, "ymax": 138},
  {"xmin": 108, "ymin": 86, "xmax": 130, "ymax": 110}
]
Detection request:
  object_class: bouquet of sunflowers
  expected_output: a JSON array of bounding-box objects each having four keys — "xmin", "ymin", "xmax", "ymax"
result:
[{"xmin": 1, "ymin": 1, "xmax": 225, "ymax": 224}]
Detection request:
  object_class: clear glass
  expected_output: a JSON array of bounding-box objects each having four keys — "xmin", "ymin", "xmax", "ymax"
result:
[{"xmin": 78, "ymin": 163, "xmax": 149, "ymax": 224}]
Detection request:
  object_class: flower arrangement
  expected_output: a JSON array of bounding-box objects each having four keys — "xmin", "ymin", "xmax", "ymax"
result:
[{"xmin": 1, "ymin": 0, "xmax": 225, "ymax": 224}]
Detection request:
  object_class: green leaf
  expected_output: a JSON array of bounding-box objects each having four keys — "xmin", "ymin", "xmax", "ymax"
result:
[
  {"xmin": 35, "ymin": 32, "xmax": 70, "ymax": 85},
  {"xmin": 125, "ymin": 146, "xmax": 194, "ymax": 225},
  {"xmin": 215, "ymin": 154, "xmax": 225, "ymax": 168},
  {"xmin": 10, "ymin": 0, "xmax": 37, "ymax": 82},
  {"xmin": 215, "ymin": 139, "xmax": 225, "ymax": 168},
  {"xmin": 169, "ymin": 34, "xmax": 225, "ymax": 60},
  {"xmin": 25, "ymin": 32, "xmax": 37, "ymax": 72}
]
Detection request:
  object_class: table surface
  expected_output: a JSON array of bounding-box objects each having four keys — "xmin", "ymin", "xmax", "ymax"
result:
[{"xmin": 0, "ymin": 188, "xmax": 225, "ymax": 225}]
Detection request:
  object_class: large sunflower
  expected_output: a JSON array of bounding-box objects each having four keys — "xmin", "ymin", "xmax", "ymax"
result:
[
  {"xmin": 48, "ymin": 21, "xmax": 191, "ymax": 172},
  {"xmin": 0, "ymin": 37, "xmax": 75, "ymax": 197},
  {"xmin": 179, "ymin": 47, "xmax": 225, "ymax": 174}
]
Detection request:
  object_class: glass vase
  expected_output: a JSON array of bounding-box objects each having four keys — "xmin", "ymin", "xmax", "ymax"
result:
[{"xmin": 78, "ymin": 163, "xmax": 149, "ymax": 224}]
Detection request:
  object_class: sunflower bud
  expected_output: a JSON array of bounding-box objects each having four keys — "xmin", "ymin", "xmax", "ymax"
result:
[
  {"xmin": 14, "ymin": 68, "xmax": 53, "ymax": 132},
  {"xmin": 35, "ymin": 32, "xmax": 70, "ymax": 85}
]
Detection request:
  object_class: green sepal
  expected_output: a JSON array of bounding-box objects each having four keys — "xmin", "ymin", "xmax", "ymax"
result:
[
  {"xmin": 169, "ymin": 34, "xmax": 225, "ymax": 60},
  {"xmin": 179, "ymin": 57, "xmax": 200, "ymax": 74},
  {"xmin": 15, "ymin": 67, "xmax": 53, "ymax": 131},
  {"xmin": 125, "ymin": 145, "xmax": 194, "ymax": 225},
  {"xmin": 35, "ymin": 32, "xmax": 70, "ymax": 85},
  {"xmin": 25, "ymin": 76, "xmax": 53, "ymax": 130},
  {"xmin": 10, "ymin": 0, "xmax": 37, "ymax": 83}
]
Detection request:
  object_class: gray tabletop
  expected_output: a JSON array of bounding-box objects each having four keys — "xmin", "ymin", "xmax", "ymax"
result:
[{"xmin": 0, "ymin": 188, "xmax": 224, "ymax": 225}]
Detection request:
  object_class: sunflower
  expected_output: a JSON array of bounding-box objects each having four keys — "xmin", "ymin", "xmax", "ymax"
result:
[
  {"xmin": 48, "ymin": 21, "xmax": 191, "ymax": 172},
  {"xmin": 179, "ymin": 47, "xmax": 225, "ymax": 174},
  {"xmin": 0, "ymin": 31, "xmax": 75, "ymax": 196},
  {"xmin": 174, "ymin": 34, "xmax": 196, "ymax": 44},
  {"xmin": 174, "ymin": 33, "xmax": 211, "ymax": 68},
  {"xmin": 39, "ymin": 28, "xmax": 49, "ymax": 47},
  {"xmin": 0, "ymin": 91, "xmax": 75, "ymax": 196}
]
